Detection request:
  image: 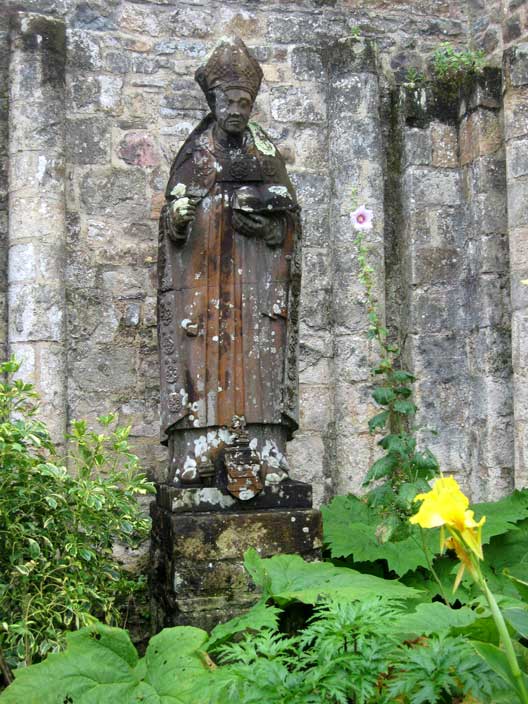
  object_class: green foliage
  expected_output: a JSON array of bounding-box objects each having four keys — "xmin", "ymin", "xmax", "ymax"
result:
[
  {"xmin": 0, "ymin": 358, "xmax": 154, "ymax": 668},
  {"xmin": 207, "ymin": 601, "xmax": 282, "ymax": 652},
  {"xmin": 205, "ymin": 599, "xmax": 500, "ymax": 704},
  {"xmin": 244, "ymin": 549, "xmax": 419, "ymax": 605},
  {"xmin": 0, "ymin": 623, "xmax": 208, "ymax": 704},
  {"xmin": 432, "ymin": 41, "xmax": 486, "ymax": 86},
  {"xmin": 472, "ymin": 641, "xmax": 528, "ymax": 704},
  {"xmin": 322, "ymin": 495, "xmax": 440, "ymax": 576},
  {"xmin": 403, "ymin": 67, "xmax": 425, "ymax": 87}
]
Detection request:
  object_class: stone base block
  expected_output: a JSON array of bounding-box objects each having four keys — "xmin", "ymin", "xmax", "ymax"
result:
[
  {"xmin": 156, "ymin": 479, "xmax": 313, "ymax": 513},
  {"xmin": 150, "ymin": 502, "xmax": 322, "ymax": 631}
]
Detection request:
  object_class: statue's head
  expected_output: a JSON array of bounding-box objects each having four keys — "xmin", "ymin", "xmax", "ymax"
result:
[{"xmin": 195, "ymin": 37, "xmax": 263, "ymax": 135}]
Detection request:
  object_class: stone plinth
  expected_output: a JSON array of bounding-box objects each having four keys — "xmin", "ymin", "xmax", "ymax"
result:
[{"xmin": 150, "ymin": 482, "xmax": 322, "ymax": 632}]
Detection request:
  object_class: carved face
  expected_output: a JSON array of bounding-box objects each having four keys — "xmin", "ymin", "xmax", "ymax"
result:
[{"xmin": 212, "ymin": 87, "xmax": 253, "ymax": 135}]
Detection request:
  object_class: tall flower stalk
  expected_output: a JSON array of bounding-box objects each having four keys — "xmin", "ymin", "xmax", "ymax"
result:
[{"xmin": 411, "ymin": 476, "xmax": 528, "ymax": 704}]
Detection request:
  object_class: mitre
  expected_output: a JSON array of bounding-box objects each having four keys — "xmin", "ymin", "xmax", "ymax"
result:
[{"xmin": 195, "ymin": 36, "xmax": 263, "ymax": 101}]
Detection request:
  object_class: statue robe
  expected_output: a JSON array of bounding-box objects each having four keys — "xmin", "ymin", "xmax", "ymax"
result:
[{"xmin": 157, "ymin": 116, "xmax": 301, "ymax": 444}]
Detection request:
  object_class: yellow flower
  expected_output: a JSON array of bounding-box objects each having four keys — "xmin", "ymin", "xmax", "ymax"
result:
[{"xmin": 410, "ymin": 476, "xmax": 485, "ymax": 560}]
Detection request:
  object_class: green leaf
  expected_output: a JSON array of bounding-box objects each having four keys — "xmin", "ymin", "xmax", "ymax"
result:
[
  {"xmin": 0, "ymin": 623, "xmax": 208, "ymax": 704},
  {"xmin": 472, "ymin": 640, "xmax": 528, "ymax": 702},
  {"xmin": 363, "ymin": 454, "xmax": 397, "ymax": 484},
  {"xmin": 244, "ymin": 551, "xmax": 419, "ymax": 606},
  {"xmin": 474, "ymin": 491, "xmax": 528, "ymax": 544},
  {"xmin": 412, "ymin": 450, "xmax": 440, "ymax": 473},
  {"xmin": 372, "ymin": 387, "xmax": 396, "ymax": 405},
  {"xmin": 393, "ymin": 400, "xmax": 417, "ymax": 415},
  {"xmin": 322, "ymin": 495, "xmax": 441, "ymax": 576},
  {"xmin": 394, "ymin": 602, "xmax": 478, "ymax": 637},
  {"xmin": 391, "ymin": 370, "xmax": 416, "ymax": 383},
  {"xmin": 504, "ymin": 608, "xmax": 528, "ymax": 639},
  {"xmin": 368, "ymin": 410, "xmax": 389, "ymax": 433},
  {"xmin": 208, "ymin": 602, "xmax": 281, "ymax": 651}
]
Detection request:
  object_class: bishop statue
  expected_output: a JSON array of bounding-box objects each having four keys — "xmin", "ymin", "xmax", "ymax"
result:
[{"xmin": 157, "ymin": 37, "xmax": 302, "ymax": 501}]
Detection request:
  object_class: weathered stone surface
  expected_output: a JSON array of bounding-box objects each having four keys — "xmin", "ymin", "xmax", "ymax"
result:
[
  {"xmin": 2, "ymin": 0, "xmax": 526, "ymax": 517},
  {"xmin": 66, "ymin": 116, "xmax": 110, "ymax": 165},
  {"xmin": 157, "ymin": 481, "xmax": 313, "ymax": 513}
]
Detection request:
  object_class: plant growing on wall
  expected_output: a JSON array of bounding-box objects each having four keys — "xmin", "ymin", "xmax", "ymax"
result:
[
  {"xmin": 0, "ymin": 358, "xmax": 154, "ymax": 672},
  {"xmin": 431, "ymin": 42, "xmax": 486, "ymax": 87}
]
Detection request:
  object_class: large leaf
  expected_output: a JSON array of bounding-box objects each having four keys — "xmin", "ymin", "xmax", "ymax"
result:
[
  {"xmin": 321, "ymin": 495, "xmax": 440, "ymax": 576},
  {"xmin": 474, "ymin": 490, "xmax": 528, "ymax": 544},
  {"xmin": 394, "ymin": 602, "xmax": 478, "ymax": 637},
  {"xmin": 472, "ymin": 640, "xmax": 528, "ymax": 702},
  {"xmin": 244, "ymin": 551, "xmax": 419, "ymax": 606},
  {"xmin": 207, "ymin": 601, "xmax": 281, "ymax": 651},
  {"xmin": 504, "ymin": 608, "xmax": 528, "ymax": 640},
  {"xmin": 0, "ymin": 623, "xmax": 208, "ymax": 704}
]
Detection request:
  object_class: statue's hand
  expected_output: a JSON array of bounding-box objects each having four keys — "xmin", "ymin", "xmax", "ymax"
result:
[
  {"xmin": 170, "ymin": 197, "xmax": 197, "ymax": 231},
  {"xmin": 263, "ymin": 218, "xmax": 285, "ymax": 247},
  {"xmin": 232, "ymin": 210, "xmax": 268, "ymax": 238}
]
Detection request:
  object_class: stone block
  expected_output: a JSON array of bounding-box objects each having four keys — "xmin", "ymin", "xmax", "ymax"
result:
[
  {"xmin": 507, "ymin": 138, "xmax": 528, "ymax": 178},
  {"xmin": 71, "ymin": 3, "xmax": 116, "ymax": 31},
  {"xmin": 157, "ymin": 481, "xmax": 313, "ymax": 514},
  {"xmin": 99, "ymin": 76, "xmax": 123, "ymax": 113},
  {"xmin": 80, "ymin": 167, "xmax": 148, "ymax": 220},
  {"xmin": 67, "ymin": 29, "xmax": 103, "ymax": 71},
  {"xmin": 118, "ymin": 5, "xmax": 161, "ymax": 36},
  {"xmin": 504, "ymin": 87, "xmax": 528, "ymax": 141},
  {"xmin": 334, "ymin": 432, "xmax": 375, "ymax": 495},
  {"xmin": 168, "ymin": 7, "xmax": 215, "ymax": 38},
  {"xmin": 503, "ymin": 14, "xmax": 523, "ymax": 44},
  {"xmin": 286, "ymin": 433, "xmax": 327, "ymax": 505},
  {"xmin": 267, "ymin": 13, "xmax": 348, "ymax": 45},
  {"xmin": 69, "ymin": 346, "xmax": 137, "ymax": 393},
  {"xmin": 66, "ymin": 116, "xmax": 110, "ymax": 165},
  {"xmin": 334, "ymin": 381, "xmax": 377, "ymax": 434},
  {"xmin": 8, "ymin": 283, "xmax": 64, "ymax": 343},
  {"xmin": 270, "ymin": 85, "xmax": 326, "ymax": 123},
  {"xmin": 291, "ymin": 46, "xmax": 325, "ymax": 81},
  {"xmin": 409, "ymin": 246, "xmax": 460, "ymax": 285},
  {"xmin": 431, "ymin": 122, "xmax": 458, "ymax": 168},
  {"xmin": 459, "ymin": 109, "xmax": 502, "ymax": 165},
  {"xmin": 152, "ymin": 504, "xmax": 322, "ymax": 562},
  {"xmin": 507, "ymin": 179, "xmax": 528, "ymax": 228},
  {"xmin": 403, "ymin": 127, "xmax": 432, "ymax": 167},
  {"xmin": 509, "ymin": 227, "xmax": 528, "ymax": 271},
  {"xmin": 299, "ymin": 383, "xmax": 333, "ymax": 432},
  {"xmin": 334, "ymin": 334, "xmax": 371, "ymax": 383},
  {"xmin": 293, "ymin": 126, "xmax": 328, "ymax": 170},
  {"xmin": 67, "ymin": 75, "xmax": 100, "ymax": 112},
  {"xmin": 403, "ymin": 167, "xmax": 461, "ymax": 206},
  {"xmin": 505, "ymin": 43, "xmax": 528, "ymax": 86},
  {"xmin": 117, "ymin": 131, "xmax": 160, "ymax": 168},
  {"xmin": 468, "ymin": 152, "xmax": 506, "ymax": 195}
]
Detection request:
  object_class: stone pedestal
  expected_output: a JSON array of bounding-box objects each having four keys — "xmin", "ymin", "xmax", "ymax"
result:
[{"xmin": 150, "ymin": 481, "xmax": 322, "ymax": 632}]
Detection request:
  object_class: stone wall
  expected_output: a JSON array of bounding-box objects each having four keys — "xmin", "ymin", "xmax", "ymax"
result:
[{"xmin": 2, "ymin": 0, "xmax": 527, "ymax": 504}]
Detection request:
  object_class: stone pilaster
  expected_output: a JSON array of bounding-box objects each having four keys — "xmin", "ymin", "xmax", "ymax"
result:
[
  {"xmin": 459, "ymin": 71, "xmax": 513, "ymax": 500},
  {"xmin": 323, "ymin": 39, "xmax": 386, "ymax": 495},
  {"xmin": 504, "ymin": 44, "xmax": 528, "ymax": 488},
  {"xmin": 8, "ymin": 13, "xmax": 67, "ymax": 442}
]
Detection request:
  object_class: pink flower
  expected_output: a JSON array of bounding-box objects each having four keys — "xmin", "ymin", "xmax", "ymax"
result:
[{"xmin": 351, "ymin": 205, "xmax": 373, "ymax": 231}]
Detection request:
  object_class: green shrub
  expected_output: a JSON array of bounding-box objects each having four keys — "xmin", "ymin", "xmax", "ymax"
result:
[{"xmin": 0, "ymin": 358, "xmax": 154, "ymax": 669}]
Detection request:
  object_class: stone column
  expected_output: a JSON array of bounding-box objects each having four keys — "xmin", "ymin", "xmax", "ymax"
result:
[
  {"xmin": 323, "ymin": 38, "xmax": 385, "ymax": 495},
  {"xmin": 504, "ymin": 44, "xmax": 528, "ymax": 488},
  {"xmin": 8, "ymin": 14, "xmax": 67, "ymax": 442},
  {"xmin": 458, "ymin": 71, "xmax": 513, "ymax": 500},
  {"xmin": 398, "ymin": 91, "xmax": 470, "ymax": 485}
]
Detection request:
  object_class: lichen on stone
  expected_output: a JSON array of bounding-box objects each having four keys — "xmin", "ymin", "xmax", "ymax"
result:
[{"xmin": 248, "ymin": 121, "xmax": 276, "ymax": 156}]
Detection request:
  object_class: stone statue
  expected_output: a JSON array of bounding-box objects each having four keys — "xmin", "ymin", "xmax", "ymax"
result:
[{"xmin": 157, "ymin": 37, "xmax": 302, "ymax": 501}]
